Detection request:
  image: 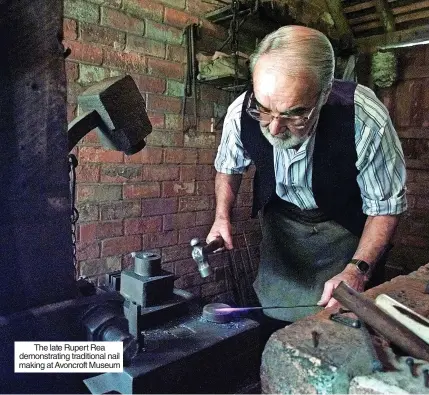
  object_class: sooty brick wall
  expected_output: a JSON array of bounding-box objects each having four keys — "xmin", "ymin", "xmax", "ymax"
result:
[
  {"xmin": 64, "ymin": 0, "xmax": 262, "ymax": 302},
  {"xmin": 376, "ymin": 45, "xmax": 429, "ymax": 277}
]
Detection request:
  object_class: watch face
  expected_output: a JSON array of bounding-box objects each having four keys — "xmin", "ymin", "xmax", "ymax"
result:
[{"xmin": 352, "ymin": 259, "xmax": 369, "ymax": 274}]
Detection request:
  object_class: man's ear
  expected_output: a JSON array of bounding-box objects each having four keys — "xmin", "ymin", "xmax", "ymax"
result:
[{"xmin": 321, "ymin": 81, "xmax": 333, "ymax": 105}]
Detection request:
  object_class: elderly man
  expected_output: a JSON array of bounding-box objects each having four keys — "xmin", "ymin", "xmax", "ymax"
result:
[{"xmin": 206, "ymin": 25, "xmax": 407, "ymax": 325}]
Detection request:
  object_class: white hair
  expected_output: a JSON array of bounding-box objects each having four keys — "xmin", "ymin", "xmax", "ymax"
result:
[{"xmin": 249, "ymin": 26, "xmax": 335, "ymax": 91}]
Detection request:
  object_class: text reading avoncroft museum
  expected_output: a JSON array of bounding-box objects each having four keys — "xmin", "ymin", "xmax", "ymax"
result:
[{"xmin": 15, "ymin": 342, "xmax": 123, "ymax": 373}]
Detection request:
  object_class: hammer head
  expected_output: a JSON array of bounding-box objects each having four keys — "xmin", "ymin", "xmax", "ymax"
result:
[
  {"xmin": 190, "ymin": 238, "xmax": 212, "ymax": 278},
  {"xmin": 78, "ymin": 75, "xmax": 152, "ymax": 155}
]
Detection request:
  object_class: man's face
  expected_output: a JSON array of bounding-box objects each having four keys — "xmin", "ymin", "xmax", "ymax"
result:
[{"xmin": 252, "ymin": 55, "xmax": 324, "ymax": 149}]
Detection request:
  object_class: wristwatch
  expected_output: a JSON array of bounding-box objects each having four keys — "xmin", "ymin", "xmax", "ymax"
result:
[{"xmin": 349, "ymin": 259, "xmax": 370, "ymax": 275}]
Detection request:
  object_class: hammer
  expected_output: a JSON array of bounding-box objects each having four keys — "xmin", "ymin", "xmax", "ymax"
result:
[{"xmin": 190, "ymin": 237, "xmax": 224, "ymax": 278}]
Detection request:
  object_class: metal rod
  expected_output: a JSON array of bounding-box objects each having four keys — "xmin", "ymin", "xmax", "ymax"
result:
[{"xmin": 214, "ymin": 305, "xmax": 320, "ymax": 312}]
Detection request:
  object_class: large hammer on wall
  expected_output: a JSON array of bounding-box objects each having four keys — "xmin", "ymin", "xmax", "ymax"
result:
[{"xmin": 68, "ymin": 75, "xmax": 152, "ymax": 154}]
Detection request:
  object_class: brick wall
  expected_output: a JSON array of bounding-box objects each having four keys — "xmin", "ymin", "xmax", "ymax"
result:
[
  {"xmin": 64, "ymin": 0, "xmax": 262, "ymax": 302},
  {"xmin": 376, "ymin": 45, "xmax": 429, "ymax": 277}
]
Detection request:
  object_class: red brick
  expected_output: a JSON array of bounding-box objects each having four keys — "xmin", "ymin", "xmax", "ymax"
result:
[
  {"xmin": 174, "ymin": 272, "xmax": 207, "ymax": 289},
  {"xmin": 103, "ymin": 49, "xmax": 146, "ymax": 74},
  {"xmin": 180, "ymin": 165, "xmax": 196, "ymax": 181},
  {"xmin": 186, "ymin": 0, "xmax": 218, "ymax": 16},
  {"xmin": 67, "ymin": 82, "xmax": 85, "ymax": 105},
  {"xmin": 232, "ymin": 207, "xmax": 252, "ymax": 221},
  {"xmin": 77, "ymin": 241, "xmax": 100, "ymax": 260},
  {"xmin": 79, "ymin": 146, "xmax": 124, "ymax": 163},
  {"xmin": 125, "ymin": 147, "xmax": 163, "ymax": 164},
  {"xmin": 76, "ymin": 164, "xmax": 100, "ymax": 182},
  {"xmin": 146, "ymin": 93, "xmax": 182, "ymax": 113},
  {"xmin": 161, "ymin": 244, "xmax": 193, "ymax": 263},
  {"xmin": 101, "ymin": 235, "xmax": 142, "ymax": 257},
  {"xmin": 80, "ymin": 23, "xmax": 126, "ymax": 49},
  {"xmin": 65, "ymin": 61, "xmax": 79, "ymax": 82},
  {"xmin": 166, "ymin": 45, "xmax": 187, "ymax": 63},
  {"xmin": 164, "ymin": 7, "xmax": 198, "ymax": 28},
  {"xmin": 77, "ymin": 202, "xmax": 99, "ymax": 222},
  {"xmin": 195, "ymin": 210, "xmax": 215, "ymax": 226},
  {"xmin": 123, "ymin": 183, "xmax": 161, "ymax": 199},
  {"xmin": 163, "ymin": 212, "xmax": 196, "ymax": 231},
  {"xmin": 100, "ymin": 164, "xmax": 141, "ymax": 183},
  {"xmin": 141, "ymin": 165, "xmax": 179, "ymax": 181},
  {"xmin": 174, "ymin": 258, "xmax": 197, "ymax": 276},
  {"xmin": 83, "ymin": 130, "xmax": 100, "ymax": 144},
  {"xmin": 67, "ymin": 104, "xmax": 77, "ymax": 123},
  {"xmin": 63, "ymin": 39, "xmax": 103, "ymax": 65},
  {"xmin": 240, "ymin": 178, "xmax": 253, "ymax": 193},
  {"xmin": 77, "ymin": 184, "xmax": 122, "ymax": 202},
  {"xmin": 64, "ymin": 18, "xmax": 77, "ymax": 40},
  {"xmin": 147, "ymin": 113, "xmax": 165, "ymax": 129},
  {"xmin": 198, "ymin": 118, "xmax": 213, "ymax": 133},
  {"xmin": 195, "ymin": 165, "xmax": 215, "ymax": 180},
  {"xmin": 196, "ymin": 180, "xmax": 215, "ymax": 195},
  {"xmin": 162, "ymin": 181, "xmax": 195, "ymax": 197},
  {"xmin": 201, "ymin": 281, "xmax": 226, "ymax": 298},
  {"xmin": 80, "ymin": 220, "xmax": 123, "ymax": 242},
  {"xmin": 198, "ymin": 149, "xmax": 216, "ymax": 164},
  {"xmin": 165, "ymin": 148, "xmax": 198, "ymax": 164},
  {"xmin": 133, "ymin": 75, "xmax": 166, "ymax": 94},
  {"xmin": 179, "ymin": 195, "xmax": 211, "ymax": 212},
  {"xmin": 236, "ymin": 193, "xmax": 253, "ymax": 207},
  {"xmin": 146, "ymin": 130, "xmax": 184, "ymax": 147},
  {"xmin": 141, "ymin": 197, "xmax": 178, "ymax": 216},
  {"xmin": 124, "ymin": 216, "xmax": 162, "ymax": 235},
  {"xmin": 100, "ymin": 200, "xmax": 141, "ymax": 220},
  {"xmin": 143, "ymin": 231, "xmax": 178, "ymax": 249},
  {"xmin": 178, "ymin": 225, "xmax": 211, "ymax": 244},
  {"xmin": 145, "ymin": 19, "xmax": 183, "ymax": 45},
  {"xmin": 101, "ymin": 7, "xmax": 145, "ymax": 35},
  {"xmin": 123, "ymin": 0, "xmax": 164, "ymax": 22},
  {"xmin": 147, "ymin": 57, "xmax": 184, "ymax": 80},
  {"xmin": 200, "ymin": 85, "xmax": 229, "ymax": 103},
  {"xmin": 184, "ymin": 131, "xmax": 216, "ymax": 149},
  {"xmin": 127, "ymin": 35, "xmax": 166, "ymax": 58}
]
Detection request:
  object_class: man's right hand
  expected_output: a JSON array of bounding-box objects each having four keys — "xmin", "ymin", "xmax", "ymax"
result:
[{"xmin": 207, "ymin": 217, "xmax": 234, "ymax": 250}]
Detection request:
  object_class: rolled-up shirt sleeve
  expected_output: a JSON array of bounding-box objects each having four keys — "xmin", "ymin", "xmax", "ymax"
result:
[
  {"xmin": 214, "ymin": 94, "xmax": 252, "ymax": 174},
  {"xmin": 355, "ymin": 85, "xmax": 407, "ymax": 216}
]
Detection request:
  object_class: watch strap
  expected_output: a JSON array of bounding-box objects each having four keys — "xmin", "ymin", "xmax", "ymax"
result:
[{"xmin": 349, "ymin": 259, "xmax": 370, "ymax": 274}]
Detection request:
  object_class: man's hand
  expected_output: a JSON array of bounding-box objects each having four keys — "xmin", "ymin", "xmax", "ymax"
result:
[
  {"xmin": 317, "ymin": 264, "xmax": 368, "ymax": 309},
  {"xmin": 207, "ymin": 217, "xmax": 234, "ymax": 250}
]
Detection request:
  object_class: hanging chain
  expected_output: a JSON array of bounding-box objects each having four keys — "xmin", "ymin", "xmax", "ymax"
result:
[
  {"xmin": 68, "ymin": 154, "xmax": 79, "ymax": 279},
  {"xmin": 230, "ymin": 0, "xmax": 240, "ymax": 95}
]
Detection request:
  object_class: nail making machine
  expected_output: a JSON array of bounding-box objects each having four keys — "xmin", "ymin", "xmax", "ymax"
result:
[{"xmin": 1, "ymin": 75, "xmax": 259, "ymax": 394}]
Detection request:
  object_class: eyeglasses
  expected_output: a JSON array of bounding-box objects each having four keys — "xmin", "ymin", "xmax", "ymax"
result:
[{"xmin": 245, "ymin": 91, "xmax": 321, "ymax": 128}]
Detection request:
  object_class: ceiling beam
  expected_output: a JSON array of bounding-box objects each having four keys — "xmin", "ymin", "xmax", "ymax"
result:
[
  {"xmin": 356, "ymin": 24, "xmax": 429, "ymax": 52},
  {"xmin": 374, "ymin": 0, "xmax": 395, "ymax": 32},
  {"xmin": 323, "ymin": 0, "xmax": 353, "ymax": 39}
]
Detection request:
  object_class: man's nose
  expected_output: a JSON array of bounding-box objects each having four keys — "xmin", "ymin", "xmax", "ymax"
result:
[{"xmin": 269, "ymin": 118, "xmax": 285, "ymax": 136}]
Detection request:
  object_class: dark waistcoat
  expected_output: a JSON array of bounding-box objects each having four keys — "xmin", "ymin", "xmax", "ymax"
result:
[{"xmin": 240, "ymin": 79, "xmax": 367, "ymax": 237}]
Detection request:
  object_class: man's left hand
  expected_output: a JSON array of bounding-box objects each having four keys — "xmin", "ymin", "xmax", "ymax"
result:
[{"xmin": 317, "ymin": 264, "xmax": 368, "ymax": 309}]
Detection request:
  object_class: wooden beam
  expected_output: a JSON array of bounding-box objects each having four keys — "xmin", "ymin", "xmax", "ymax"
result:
[
  {"xmin": 356, "ymin": 24, "xmax": 429, "ymax": 52},
  {"xmin": 343, "ymin": 1, "xmax": 375, "ymax": 14},
  {"xmin": 374, "ymin": 0, "xmax": 396, "ymax": 32},
  {"xmin": 323, "ymin": 0, "xmax": 353, "ymax": 38},
  {"xmin": 352, "ymin": 20, "xmax": 382, "ymax": 33},
  {"xmin": 391, "ymin": 0, "xmax": 429, "ymax": 15},
  {"xmin": 396, "ymin": 8, "xmax": 429, "ymax": 24},
  {"xmin": 348, "ymin": 13, "xmax": 379, "ymax": 26}
]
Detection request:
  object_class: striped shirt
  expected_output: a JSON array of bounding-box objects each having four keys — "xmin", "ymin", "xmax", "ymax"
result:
[{"xmin": 214, "ymin": 84, "xmax": 407, "ymax": 216}]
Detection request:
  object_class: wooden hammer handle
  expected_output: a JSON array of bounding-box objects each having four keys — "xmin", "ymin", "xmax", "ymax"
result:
[
  {"xmin": 202, "ymin": 237, "xmax": 224, "ymax": 254},
  {"xmin": 333, "ymin": 281, "xmax": 429, "ymax": 361}
]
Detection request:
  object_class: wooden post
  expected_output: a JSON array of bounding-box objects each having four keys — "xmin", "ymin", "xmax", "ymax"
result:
[
  {"xmin": 374, "ymin": 0, "xmax": 396, "ymax": 33},
  {"xmin": 0, "ymin": 0, "xmax": 76, "ymax": 314}
]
